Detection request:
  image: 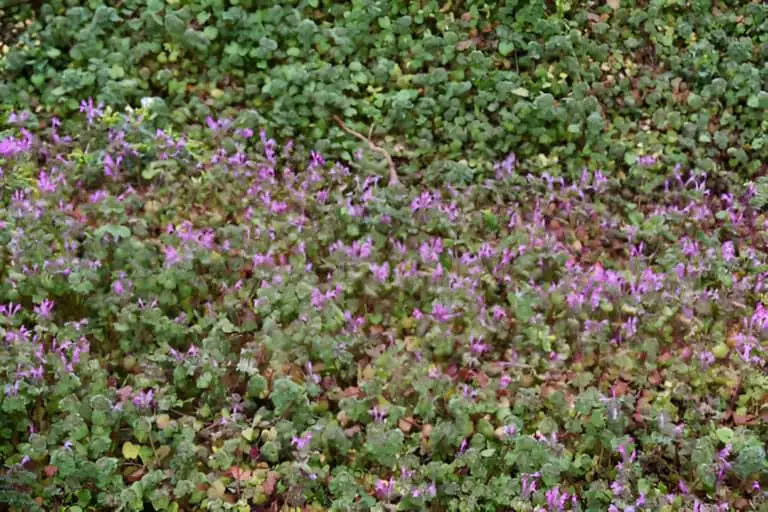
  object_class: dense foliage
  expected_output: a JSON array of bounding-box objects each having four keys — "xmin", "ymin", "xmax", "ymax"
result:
[
  {"xmin": 1, "ymin": 0, "xmax": 767, "ymax": 511},
  {"xmin": 1, "ymin": 0, "xmax": 767, "ymax": 181}
]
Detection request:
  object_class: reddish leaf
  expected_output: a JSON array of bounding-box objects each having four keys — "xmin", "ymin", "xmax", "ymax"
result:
[
  {"xmin": 263, "ymin": 471, "xmax": 280, "ymax": 496},
  {"xmin": 344, "ymin": 425, "xmax": 362, "ymax": 437},
  {"xmin": 43, "ymin": 465, "xmax": 58, "ymax": 478},
  {"xmin": 342, "ymin": 386, "xmax": 361, "ymax": 398},
  {"xmin": 125, "ymin": 467, "xmax": 146, "ymax": 483},
  {"xmin": 733, "ymin": 414, "xmax": 756, "ymax": 426}
]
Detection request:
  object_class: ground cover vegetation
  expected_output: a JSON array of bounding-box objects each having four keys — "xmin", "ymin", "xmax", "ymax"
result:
[{"xmin": 0, "ymin": 0, "xmax": 767, "ymax": 511}]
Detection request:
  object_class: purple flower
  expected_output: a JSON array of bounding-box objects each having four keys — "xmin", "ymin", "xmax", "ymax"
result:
[
  {"xmin": 699, "ymin": 351, "xmax": 715, "ymax": 369},
  {"xmin": 163, "ymin": 245, "xmax": 182, "ymax": 266},
  {"xmin": 79, "ymin": 97, "xmax": 104, "ymax": 125},
  {"xmin": 104, "ymin": 153, "xmax": 122, "ymax": 178},
  {"xmin": 637, "ymin": 154, "xmax": 658, "ymax": 167},
  {"xmin": 7, "ymin": 111, "xmax": 29, "ymax": 125},
  {"xmin": 291, "ymin": 431, "xmax": 312, "ymax": 450},
  {"xmin": 37, "ymin": 171, "xmax": 58, "ymax": 193},
  {"xmin": 680, "ymin": 237, "xmax": 699, "ymax": 257},
  {"xmin": 0, "ymin": 302, "xmax": 22, "ymax": 319},
  {"xmin": 374, "ymin": 477, "xmax": 396, "ymax": 499},
  {"xmin": 716, "ymin": 444, "xmax": 733, "ymax": 482},
  {"xmin": 132, "ymin": 389, "xmax": 154, "ymax": 409},
  {"xmin": 33, "ymin": 299, "xmax": 55, "ymax": 319},
  {"xmin": 5, "ymin": 380, "xmax": 20, "ymax": 396},
  {"xmin": 521, "ymin": 472, "xmax": 539, "ymax": 499},
  {"xmin": 89, "ymin": 190, "xmax": 108, "ymax": 203},
  {"xmin": 722, "ymin": 241, "xmax": 735, "ymax": 262},
  {"xmin": 620, "ymin": 316, "xmax": 638, "ymax": 341},
  {"xmin": 469, "ymin": 336, "xmax": 490, "ymax": 355},
  {"xmin": 370, "ymin": 405, "xmax": 388, "ymax": 423},
  {"xmin": 310, "ymin": 150, "xmax": 325, "ymax": 168},
  {"xmin": 112, "ymin": 279, "xmax": 128, "ymax": 296},
  {"xmin": 494, "ymin": 152, "xmax": 517, "ymax": 179},
  {"xmin": 370, "ymin": 261, "xmax": 390, "ymax": 283},
  {"xmin": 206, "ymin": 116, "xmax": 231, "ymax": 133},
  {"xmin": 546, "ymin": 486, "xmax": 570, "ymax": 511},
  {"xmin": 431, "ymin": 303, "xmax": 454, "ymax": 323},
  {"xmin": 30, "ymin": 366, "xmax": 43, "ymax": 380}
]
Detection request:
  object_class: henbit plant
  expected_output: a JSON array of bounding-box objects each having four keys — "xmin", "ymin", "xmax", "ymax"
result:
[{"xmin": 0, "ymin": 104, "xmax": 766, "ymax": 511}]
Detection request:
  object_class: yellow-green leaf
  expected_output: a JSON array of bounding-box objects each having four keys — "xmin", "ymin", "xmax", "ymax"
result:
[{"xmin": 122, "ymin": 442, "xmax": 140, "ymax": 460}]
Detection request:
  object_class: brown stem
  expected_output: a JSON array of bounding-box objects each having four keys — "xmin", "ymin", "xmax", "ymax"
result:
[{"xmin": 332, "ymin": 115, "xmax": 400, "ymax": 186}]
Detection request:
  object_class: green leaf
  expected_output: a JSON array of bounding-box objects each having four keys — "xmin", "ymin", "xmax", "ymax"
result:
[
  {"xmin": 687, "ymin": 93, "xmax": 703, "ymax": 109},
  {"xmin": 109, "ymin": 65, "xmax": 125, "ymax": 79},
  {"xmin": 94, "ymin": 224, "xmax": 131, "ymax": 241},
  {"xmin": 715, "ymin": 427, "xmax": 734, "ymax": 444},
  {"xmin": 567, "ymin": 123, "xmax": 582, "ymax": 134},
  {"xmin": 183, "ymin": 29, "xmax": 210, "ymax": 51},
  {"xmin": 165, "ymin": 13, "xmax": 186, "ymax": 36},
  {"xmin": 270, "ymin": 378, "xmax": 305, "ymax": 415},
  {"xmin": 499, "ymin": 42, "xmax": 515, "ymax": 56},
  {"xmin": 197, "ymin": 372, "xmax": 213, "ymax": 389},
  {"xmin": 734, "ymin": 443, "xmax": 766, "ymax": 479},
  {"xmin": 142, "ymin": 163, "xmax": 163, "ymax": 180},
  {"xmin": 122, "ymin": 442, "xmax": 140, "ymax": 460},
  {"xmin": 247, "ymin": 375, "xmax": 267, "ymax": 398},
  {"xmin": 712, "ymin": 343, "xmax": 729, "ymax": 359},
  {"xmin": 139, "ymin": 446, "xmax": 154, "ymax": 466},
  {"xmin": 203, "ymin": 26, "xmax": 218, "ymax": 40},
  {"xmin": 260, "ymin": 37, "xmax": 278, "ymax": 52},
  {"xmin": 511, "ymin": 87, "xmax": 530, "ymax": 98}
]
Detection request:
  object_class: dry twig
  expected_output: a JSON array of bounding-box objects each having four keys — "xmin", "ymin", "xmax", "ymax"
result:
[{"xmin": 332, "ymin": 115, "xmax": 399, "ymax": 186}]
